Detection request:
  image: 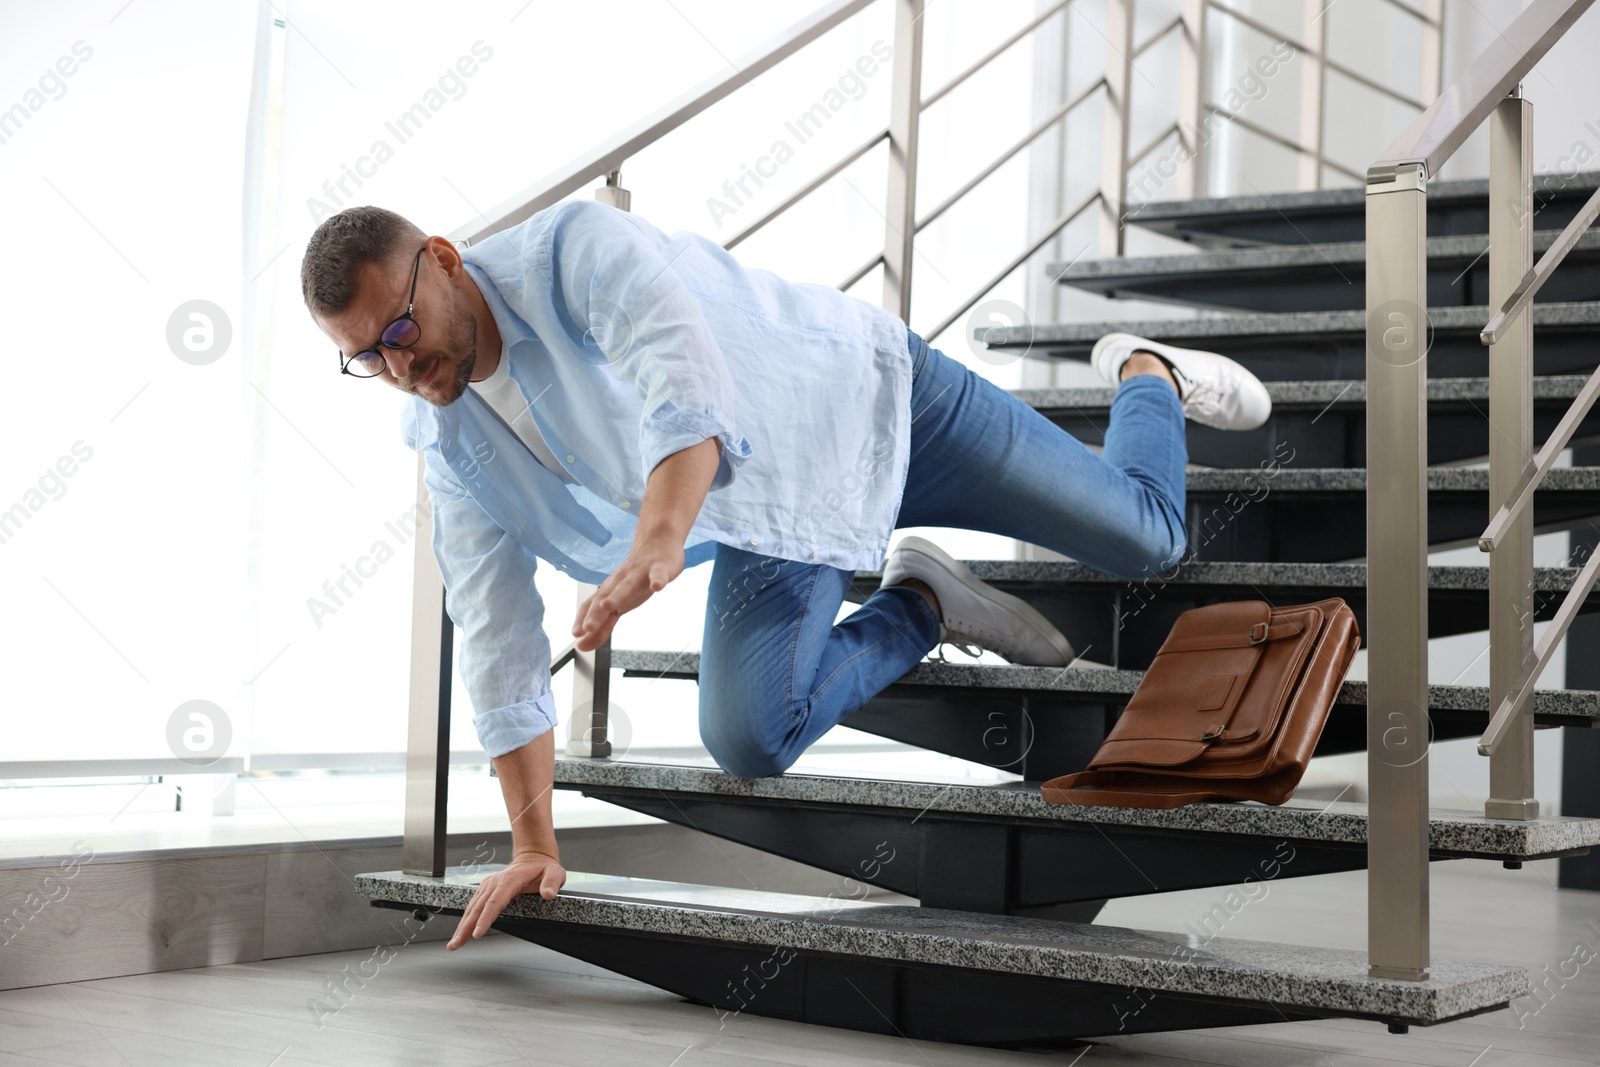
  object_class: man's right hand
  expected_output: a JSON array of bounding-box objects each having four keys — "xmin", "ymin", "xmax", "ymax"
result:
[{"xmin": 447, "ymin": 851, "xmax": 567, "ymax": 950}]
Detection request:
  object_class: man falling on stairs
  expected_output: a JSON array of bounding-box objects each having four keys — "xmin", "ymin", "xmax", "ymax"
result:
[{"xmin": 300, "ymin": 200, "xmax": 1271, "ymax": 951}]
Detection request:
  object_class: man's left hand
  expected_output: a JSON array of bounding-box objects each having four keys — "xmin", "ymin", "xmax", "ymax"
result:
[{"xmin": 572, "ymin": 537, "xmax": 684, "ymax": 650}]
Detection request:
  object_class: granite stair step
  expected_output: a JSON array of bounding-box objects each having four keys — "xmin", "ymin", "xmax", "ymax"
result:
[
  {"xmin": 549, "ymin": 759, "xmax": 1600, "ymax": 862},
  {"xmin": 1020, "ymin": 374, "xmax": 1600, "ymax": 468},
  {"xmin": 610, "ymin": 649, "xmax": 1600, "ymax": 771},
  {"xmin": 356, "ymin": 868, "xmax": 1529, "ymax": 1042},
  {"xmin": 1048, "ymin": 230, "xmax": 1600, "ymax": 313},
  {"xmin": 826, "ymin": 558, "xmax": 1599, "ymax": 670},
  {"xmin": 1125, "ymin": 170, "xmax": 1600, "ymax": 248},
  {"xmin": 537, "ymin": 760, "xmax": 1600, "ymax": 914},
  {"xmin": 974, "ymin": 302, "xmax": 1600, "ymax": 380}
]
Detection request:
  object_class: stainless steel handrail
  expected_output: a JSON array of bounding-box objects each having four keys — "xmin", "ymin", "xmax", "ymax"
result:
[
  {"xmin": 1364, "ymin": 0, "xmax": 1597, "ymax": 982},
  {"xmin": 444, "ymin": 0, "xmax": 877, "ymax": 246},
  {"xmin": 914, "ymin": 76, "xmax": 1106, "ymax": 233},
  {"xmin": 1481, "ymin": 183, "xmax": 1600, "ymax": 345},
  {"xmin": 1203, "ymin": 100, "xmax": 1365, "ymax": 183},
  {"xmin": 1132, "ymin": 14, "xmax": 1183, "ymax": 59},
  {"xmin": 1480, "ymin": 546, "xmax": 1600, "ymax": 755},
  {"xmin": 1127, "ymin": 121, "xmax": 1180, "ymax": 171},
  {"xmin": 921, "ymin": 0, "xmax": 1072, "ymax": 110},
  {"xmin": 723, "ymin": 127, "xmax": 890, "ymax": 251},
  {"xmin": 1370, "ymin": 0, "xmax": 1592, "ymax": 176},
  {"xmin": 1478, "ymin": 365, "xmax": 1600, "ymax": 554},
  {"xmin": 926, "ymin": 186, "xmax": 1102, "ymax": 340},
  {"xmin": 1207, "ymin": 1, "xmax": 1426, "ymax": 110}
]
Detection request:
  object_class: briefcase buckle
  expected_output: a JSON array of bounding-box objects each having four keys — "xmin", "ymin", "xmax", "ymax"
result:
[{"xmin": 1248, "ymin": 622, "xmax": 1268, "ymax": 644}]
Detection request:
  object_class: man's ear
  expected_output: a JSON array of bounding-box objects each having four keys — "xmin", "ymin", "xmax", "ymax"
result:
[{"xmin": 427, "ymin": 234, "xmax": 464, "ymax": 280}]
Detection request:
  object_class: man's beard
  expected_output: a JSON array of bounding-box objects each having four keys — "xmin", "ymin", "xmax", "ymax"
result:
[{"xmin": 417, "ymin": 305, "xmax": 478, "ymax": 408}]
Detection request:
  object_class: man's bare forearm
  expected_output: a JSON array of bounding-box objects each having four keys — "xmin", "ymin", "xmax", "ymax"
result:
[
  {"xmin": 636, "ymin": 436, "xmax": 720, "ymax": 547},
  {"xmin": 497, "ymin": 438, "xmax": 720, "ymax": 851},
  {"xmin": 491, "ymin": 726, "xmax": 559, "ymax": 860}
]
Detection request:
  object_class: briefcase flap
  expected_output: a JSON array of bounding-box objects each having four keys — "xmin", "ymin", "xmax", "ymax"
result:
[{"xmin": 1092, "ymin": 601, "xmax": 1316, "ymax": 769}]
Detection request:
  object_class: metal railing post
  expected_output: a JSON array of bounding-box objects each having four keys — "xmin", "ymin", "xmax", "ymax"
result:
[
  {"xmin": 1486, "ymin": 89, "xmax": 1541, "ymax": 820},
  {"xmin": 882, "ymin": 0, "xmax": 924, "ymax": 322},
  {"xmin": 1098, "ymin": 0, "xmax": 1133, "ymax": 255},
  {"xmin": 403, "ymin": 454, "xmax": 452, "ymax": 876},
  {"xmin": 566, "ymin": 583, "xmax": 614, "ymax": 757},
  {"xmin": 561, "ymin": 178, "xmax": 631, "ymax": 756},
  {"xmin": 1175, "ymin": 0, "xmax": 1207, "ymax": 199},
  {"xmin": 596, "ymin": 168, "xmax": 631, "ymax": 212},
  {"xmin": 1365, "ymin": 161, "xmax": 1431, "ymax": 981},
  {"xmin": 1298, "ymin": 0, "xmax": 1326, "ymax": 190}
]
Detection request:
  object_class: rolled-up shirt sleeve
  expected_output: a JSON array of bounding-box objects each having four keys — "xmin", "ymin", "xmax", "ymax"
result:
[
  {"xmin": 543, "ymin": 199, "xmax": 754, "ymax": 490},
  {"xmin": 422, "ymin": 450, "xmax": 558, "ymax": 759}
]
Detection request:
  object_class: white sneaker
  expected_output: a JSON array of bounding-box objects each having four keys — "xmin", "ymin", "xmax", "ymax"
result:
[
  {"xmin": 880, "ymin": 536, "xmax": 1075, "ymax": 667},
  {"xmin": 1090, "ymin": 331, "xmax": 1272, "ymax": 431}
]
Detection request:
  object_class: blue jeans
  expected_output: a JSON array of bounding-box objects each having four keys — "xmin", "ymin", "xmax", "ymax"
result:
[{"xmin": 697, "ymin": 327, "xmax": 1189, "ymax": 777}]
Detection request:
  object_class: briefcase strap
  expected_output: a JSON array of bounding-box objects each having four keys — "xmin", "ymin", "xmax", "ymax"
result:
[{"xmin": 1158, "ymin": 617, "xmax": 1305, "ymax": 654}]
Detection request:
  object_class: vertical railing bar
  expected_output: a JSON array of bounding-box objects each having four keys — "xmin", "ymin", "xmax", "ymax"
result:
[
  {"xmin": 882, "ymin": 0, "xmax": 925, "ymax": 323},
  {"xmin": 566, "ymin": 584, "xmax": 613, "ymax": 757},
  {"xmin": 1098, "ymin": 0, "xmax": 1133, "ymax": 255},
  {"xmin": 1176, "ymin": 0, "xmax": 1207, "ymax": 199},
  {"xmin": 1299, "ymin": 0, "xmax": 1326, "ymax": 191},
  {"xmin": 1486, "ymin": 88, "xmax": 1542, "ymax": 820},
  {"xmin": 403, "ymin": 452, "xmax": 451, "ymax": 876}
]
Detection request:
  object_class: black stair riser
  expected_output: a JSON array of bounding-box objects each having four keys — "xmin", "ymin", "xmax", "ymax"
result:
[
  {"xmin": 987, "ymin": 325, "xmax": 1600, "ymax": 381},
  {"xmin": 473, "ymin": 911, "xmax": 1334, "ymax": 1045},
  {"xmin": 1128, "ymin": 177, "xmax": 1599, "ymax": 248},
  {"xmin": 619, "ymin": 671, "xmax": 1583, "ymax": 779},
  {"xmin": 839, "ymin": 688, "xmax": 1575, "ymax": 774},
  {"xmin": 550, "ymin": 787, "xmax": 1566, "ymax": 920},
  {"xmin": 559, "ymin": 787, "xmax": 1365, "ymax": 908},
  {"xmin": 1183, "ymin": 488, "xmax": 1600, "ymax": 563},
  {"xmin": 1037, "ymin": 396, "xmax": 1600, "ymax": 468},
  {"xmin": 843, "ymin": 576, "xmax": 1597, "ymax": 670},
  {"xmin": 1053, "ymin": 241, "xmax": 1600, "ymax": 313}
]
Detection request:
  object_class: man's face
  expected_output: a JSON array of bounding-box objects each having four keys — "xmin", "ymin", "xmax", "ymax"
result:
[{"xmin": 318, "ymin": 237, "xmax": 480, "ymax": 407}]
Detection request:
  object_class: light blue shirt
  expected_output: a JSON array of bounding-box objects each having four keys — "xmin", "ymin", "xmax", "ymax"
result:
[{"xmin": 400, "ymin": 200, "xmax": 913, "ymax": 758}]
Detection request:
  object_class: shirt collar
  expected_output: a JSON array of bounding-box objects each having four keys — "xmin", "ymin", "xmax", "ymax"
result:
[
  {"xmin": 400, "ymin": 257, "xmax": 536, "ymax": 453},
  {"xmin": 461, "ymin": 255, "xmax": 536, "ymax": 352}
]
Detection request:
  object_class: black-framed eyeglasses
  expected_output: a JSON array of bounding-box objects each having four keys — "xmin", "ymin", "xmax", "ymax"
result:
[{"xmin": 339, "ymin": 245, "xmax": 427, "ymax": 378}]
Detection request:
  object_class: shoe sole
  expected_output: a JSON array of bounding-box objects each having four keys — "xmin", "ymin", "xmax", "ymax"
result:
[{"xmin": 886, "ymin": 536, "xmax": 1075, "ymax": 667}]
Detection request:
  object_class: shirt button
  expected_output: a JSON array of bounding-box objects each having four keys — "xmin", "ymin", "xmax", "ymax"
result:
[
  {"xmin": 749, "ymin": 537, "xmax": 758, "ymax": 546},
  {"xmin": 621, "ymin": 501, "xmax": 631, "ymax": 508},
  {"xmin": 566, "ymin": 455, "xmax": 575, "ymax": 463},
  {"xmin": 811, "ymin": 550, "xmax": 818, "ymax": 559}
]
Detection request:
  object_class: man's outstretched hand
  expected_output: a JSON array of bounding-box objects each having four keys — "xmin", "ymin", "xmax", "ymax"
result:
[
  {"xmin": 570, "ymin": 436, "xmax": 718, "ymax": 651},
  {"xmin": 447, "ymin": 852, "xmax": 567, "ymax": 950},
  {"xmin": 572, "ymin": 538, "xmax": 684, "ymax": 651}
]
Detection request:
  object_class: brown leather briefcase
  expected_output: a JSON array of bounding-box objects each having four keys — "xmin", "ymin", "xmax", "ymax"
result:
[{"xmin": 1041, "ymin": 598, "xmax": 1360, "ymax": 809}]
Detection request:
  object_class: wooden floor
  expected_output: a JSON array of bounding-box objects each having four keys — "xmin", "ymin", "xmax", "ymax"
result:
[{"xmin": 0, "ymin": 859, "xmax": 1596, "ymax": 1066}]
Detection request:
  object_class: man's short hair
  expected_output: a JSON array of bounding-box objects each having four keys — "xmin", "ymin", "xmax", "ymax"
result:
[{"xmin": 301, "ymin": 205, "xmax": 428, "ymax": 317}]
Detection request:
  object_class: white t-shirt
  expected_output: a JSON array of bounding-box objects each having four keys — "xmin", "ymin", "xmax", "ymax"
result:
[{"xmin": 467, "ymin": 348, "xmax": 577, "ymax": 484}]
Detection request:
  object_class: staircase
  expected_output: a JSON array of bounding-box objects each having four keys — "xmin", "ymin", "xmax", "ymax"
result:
[{"xmin": 358, "ymin": 170, "xmax": 1600, "ymax": 1046}]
